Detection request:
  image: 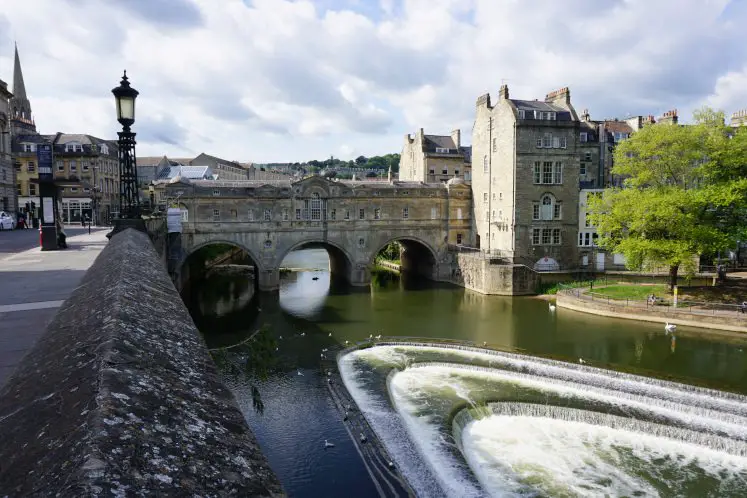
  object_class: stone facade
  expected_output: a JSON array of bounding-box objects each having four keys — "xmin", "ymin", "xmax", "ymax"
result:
[
  {"xmin": 0, "ymin": 79, "xmax": 14, "ymax": 213},
  {"xmin": 731, "ymin": 109, "xmax": 747, "ymax": 127},
  {"xmin": 160, "ymin": 175, "xmax": 472, "ymax": 290},
  {"xmin": 398, "ymin": 128, "xmax": 471, "ymax": 184},
  {"xmin": 471, "ymin": 85, "xmax": 581, "ymax": 270}
]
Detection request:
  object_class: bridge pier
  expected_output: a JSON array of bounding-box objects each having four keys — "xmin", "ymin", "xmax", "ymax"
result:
[
  {"xmin": 349, "ymin": 264, "xmax": 371, "ymax": 287},
  {"xmin": 257, "ymin": 267, "xmax": 281, "ymax": 292}
]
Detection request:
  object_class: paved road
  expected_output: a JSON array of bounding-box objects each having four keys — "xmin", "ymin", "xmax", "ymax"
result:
[
  {"xmin": 0, "ymin": 228, "xmax": 110, "ymax": 388},
  {"xmin": 0, "ymin": 225, "xmax": 97, "ymax": 258}
]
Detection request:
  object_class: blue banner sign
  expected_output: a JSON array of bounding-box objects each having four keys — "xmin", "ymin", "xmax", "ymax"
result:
[{"xmin": 36, "ymin": 143, "xmax": 54, "ymax": 182}]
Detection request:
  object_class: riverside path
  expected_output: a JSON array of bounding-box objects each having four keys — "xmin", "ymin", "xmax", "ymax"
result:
[{"xmin": 0, "ymin": 227, "xmax": 109, "ymax": 387}]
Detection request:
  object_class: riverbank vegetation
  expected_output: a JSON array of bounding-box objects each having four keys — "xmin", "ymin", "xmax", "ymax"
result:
[{"xmin": 588, "ymin": 107, "xmax": 747, "ymax": 293}]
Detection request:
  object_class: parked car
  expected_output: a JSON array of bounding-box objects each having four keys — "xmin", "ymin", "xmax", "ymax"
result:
[{"xmin": 0, "ymin": 211, "xmax": 16, "ymax": 230}]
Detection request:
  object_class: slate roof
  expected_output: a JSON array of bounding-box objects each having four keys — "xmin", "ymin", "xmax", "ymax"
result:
[
  {"xmin": 137, "ymin": 156, "xmax": 166, "ymax": 167},
  {"xmin": 15, "ymin": 134, "xmax": 50, "ymax": 144},
  {"xmin": 188, "ymin": 179, "xmax": 447, "ymax": 189},
  {"xmin": 424, "ymin": 135, "xmax": 456, "ymax": 150},
  {"xmin": 604, "ymin": 120, "xmax": 634, "ymax": 134},
  {"xmin": 157, "ymin": 165, "xmax": 214, "ymax": 180},
  {"xmin": 511, "ymin": 99, "xmax": 574, "ymax": 121}
]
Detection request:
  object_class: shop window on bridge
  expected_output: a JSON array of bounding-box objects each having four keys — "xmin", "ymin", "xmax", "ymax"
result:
[
  {"xmin": 344, "ymin": 210, "xmax": 350, "ymax": 220},
  {"xmin": 329, "ymin": 209, "xmax": 336, "ymax": 220},
  {"xmin": 457, "ymin": 233, "xmax": 463, "ymax": 244},
  {"xmin": 264, "ymin": 209, "xmax": 271, "ymax": 221},
  {"xmin": 283, "ymin": 208, "xmax": 289, "ymax": 221},
  {"xmin": 295, "ymin": 209, "xmax": 301, "ymax": 220},
  {"xmin": 359, "ymin": 208, "xmax": 365, "ymax": 220},
  {"xmin": 403, "ymin": 207, "xmax": 409, "ymax": 219},
  {"xmin": 212, "ymin": 209, "xmax": 220, "ymax": 221},
  {"xmin": 431, "ymin": 207, "xmax": 438, "ymax": 219},
  {"xmin": 374, "ymin": 208, "xmax": 381, "ymax": 220}
]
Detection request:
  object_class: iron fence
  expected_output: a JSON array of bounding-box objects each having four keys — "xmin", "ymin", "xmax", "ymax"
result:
[{"xmin": 559, "ymin": 284, "xmax": 747, "ymax": 319}]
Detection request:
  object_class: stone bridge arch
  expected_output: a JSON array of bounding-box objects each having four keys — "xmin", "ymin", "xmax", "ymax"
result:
[
  {"xmin": 274, "ymin": 238, "xmax": 355, "ymax": 283},
  {"xmin": 369, "ymin": 234, "xmax": 442, "ymax": 280}
]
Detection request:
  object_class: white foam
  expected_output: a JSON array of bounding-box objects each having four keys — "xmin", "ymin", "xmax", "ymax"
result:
[{"xmin": 462, "ymin": 413, "xmax": 747, "ymax": 497}]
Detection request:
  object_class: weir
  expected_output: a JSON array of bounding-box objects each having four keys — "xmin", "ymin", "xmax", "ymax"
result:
[{"xmin": 338, "ymin": 342, "xmax": 747, "ymax": 497}]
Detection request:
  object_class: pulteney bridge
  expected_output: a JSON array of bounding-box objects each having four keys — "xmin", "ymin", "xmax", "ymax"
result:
[{"xmin": 159, "ymin": 175, "xmax": 472, "ymax": 290}]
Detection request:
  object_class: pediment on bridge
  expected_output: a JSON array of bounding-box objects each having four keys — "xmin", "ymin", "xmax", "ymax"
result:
[{"xmin": 291, "ymin": 176, "xmax": 337, "ymax": 197}]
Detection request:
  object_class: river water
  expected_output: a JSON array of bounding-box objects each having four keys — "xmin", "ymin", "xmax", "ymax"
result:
[{"xmin": 187, "ymin": 248, "xmax": 747, "ymax": 497}]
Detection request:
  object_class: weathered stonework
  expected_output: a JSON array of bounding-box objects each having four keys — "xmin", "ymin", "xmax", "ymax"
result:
[
  {"xmin": 161, "ymin": 175, "xmax": 472, "ymax": 290},
  {"xmin": 0, "ymin": 229, "xmax": 284, "ymax": 496},
  {"xmin": 448, "ymin": 252, "xmax": 539, "ymax": 295}
]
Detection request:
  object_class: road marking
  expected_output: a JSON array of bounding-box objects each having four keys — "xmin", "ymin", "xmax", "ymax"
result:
[
  {"xmin": 0, "ymin": 258, "xmax": 42, "ymax": 265},
  {"xmin": 0, "ymin": 300, "xmax": 64, "ymax": 313}
]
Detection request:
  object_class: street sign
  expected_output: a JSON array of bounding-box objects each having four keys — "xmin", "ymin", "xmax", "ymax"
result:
[{"xmin": 37, "ymin": 144, "xmax": 54, "ymax": 182}]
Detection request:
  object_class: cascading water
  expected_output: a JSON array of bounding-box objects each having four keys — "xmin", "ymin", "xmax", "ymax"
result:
[{"xmin": 338, "ymin": 343, "xmax": 747, "ymax": 497}]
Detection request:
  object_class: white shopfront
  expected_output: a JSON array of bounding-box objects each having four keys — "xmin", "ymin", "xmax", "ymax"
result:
[{"xmin": 61, "ymin": 197, "xmax": 92, "ymax": 223}]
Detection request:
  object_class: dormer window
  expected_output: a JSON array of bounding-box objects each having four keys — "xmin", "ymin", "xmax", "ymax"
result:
[
  {"xmin": 212, "ymin": 189, "xmax": 220, "ymax": 196},
  {"xmin": 435, "ymin": 147, "xmax": 449, "ymax": 153},
  {"xmin": 518, "ymin": 110, "xmax": 526, "ymax": 119},
  {"xmin": 100, "ymin": 144, "xmax": 108, "ymax": 155},
  {"xmin": 23, "ymin": 143, "xmax": 34, "ymax": 152},
  {"xmin": 580, "ymin": 132, "xmax": 588, "ymax": 142}
]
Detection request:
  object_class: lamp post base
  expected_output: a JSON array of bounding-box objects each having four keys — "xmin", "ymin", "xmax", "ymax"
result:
[{"xmin": 40, "ymin": 225, "xmax": 59, "ymax": 251}]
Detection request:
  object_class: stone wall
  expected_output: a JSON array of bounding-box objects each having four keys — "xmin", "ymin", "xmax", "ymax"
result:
[
  {"xmin": 448, "ymin": 252, "xmax": 539, "ymax": 295},
  {"xmin": 0, "ymin": 229, "xmax": 284, "ymax": 496}
]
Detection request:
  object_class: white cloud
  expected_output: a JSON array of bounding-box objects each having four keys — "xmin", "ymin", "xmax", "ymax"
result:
[{"xmin": 0, "ymin": 0, "xmax": 744, "ymax": 163}]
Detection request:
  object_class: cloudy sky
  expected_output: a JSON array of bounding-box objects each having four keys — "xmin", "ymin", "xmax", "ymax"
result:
[{"xmin": 1, "ymin": 0, "xmax": 745, "ymax": 163}]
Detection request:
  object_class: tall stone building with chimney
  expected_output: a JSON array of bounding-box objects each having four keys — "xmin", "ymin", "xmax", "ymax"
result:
[
  {"xmin": 471, "ymin": 85, "xmax": 581, "ymax": 270},
  {"xmin": 398, "ymin": 128, "xmax": 471, "ymax": 184}
]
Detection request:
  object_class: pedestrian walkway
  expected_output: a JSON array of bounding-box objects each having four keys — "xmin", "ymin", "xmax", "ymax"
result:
[{"xmin": 0, "ymin": 229, "xmax": 109, "ymax": 388}]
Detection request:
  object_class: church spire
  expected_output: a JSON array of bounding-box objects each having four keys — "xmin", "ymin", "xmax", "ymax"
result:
[{"xmin": 10, "ymin": 42, "xmax": 34, "ymax": 130}]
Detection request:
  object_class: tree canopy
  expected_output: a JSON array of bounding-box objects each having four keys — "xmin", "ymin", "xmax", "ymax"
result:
[{"xmin": 588, "ymin": 107, "xmax": 747, "ymax": 291}]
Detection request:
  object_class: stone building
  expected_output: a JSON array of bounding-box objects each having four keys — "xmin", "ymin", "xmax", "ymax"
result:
[
  {"xmin": 47, "ymin": 134, "xmax": 120, "ymax": 223},
  {"xmin": 398, "ymin": 128, "xmax": 471, "ymax": 184},
  {"xmin": 731, "ymin": 109, "xmax": 747, "ymax": 127},
  {"xmin": 191, "ymin": 153, "xmax": 247, "ymax": 180},
  {"xmin": 0, "ymin": 79, "xmax": 14, "ymax": 213},
  {"xmin": 471, "ymin": 85, "xmax": 581, "ymax": 270}
]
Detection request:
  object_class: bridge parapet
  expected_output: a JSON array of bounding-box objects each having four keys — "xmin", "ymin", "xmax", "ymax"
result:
[{"xmin": 0, "ymin": 229, "xmax": 284, "ymax": 496}]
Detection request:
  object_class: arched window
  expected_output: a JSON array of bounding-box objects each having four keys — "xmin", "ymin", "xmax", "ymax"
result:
[{"xmin": 541, "ymin": 194, "xmax": 554, "ymax": 220}]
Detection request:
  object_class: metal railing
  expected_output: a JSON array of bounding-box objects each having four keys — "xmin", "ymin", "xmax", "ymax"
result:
[{"xmin": 559, "ymin": 284, "xmax": 747, "ymax": 319}]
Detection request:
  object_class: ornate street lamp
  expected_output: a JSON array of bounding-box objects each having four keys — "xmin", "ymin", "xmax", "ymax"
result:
[{"xmin": 112, "ymin": 71, "xmax": 140, "ymax": 219}]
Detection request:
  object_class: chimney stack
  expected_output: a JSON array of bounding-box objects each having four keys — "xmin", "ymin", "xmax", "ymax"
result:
[
  {"xmin": 658, "ymin": 109, "xmax": 678, "ymax": 125},
  {"xmin": 581, "ymin": 108, "xmax": 590, "ymax": 121},
  {"xmin": 545, "ymin": 86, "xmax": 571, "ymax": 106},
  {"xmin": 451, "ymin": 129, "xmax": 461, "ymax": 148},
  {"xmin": 499, "ymin": 84, "xmax": 509, "ymax": 100},
  {"xmin": 643, "ymin": 115, "xmax": 656, "ymax": 126}
]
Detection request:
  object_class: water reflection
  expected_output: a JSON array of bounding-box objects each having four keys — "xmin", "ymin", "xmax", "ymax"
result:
[{"xmin": 185, "ymin": 248, "xmax": 747, "ymax": 497}]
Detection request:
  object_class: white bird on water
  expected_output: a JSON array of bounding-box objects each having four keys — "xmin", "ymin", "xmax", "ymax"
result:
[
  {"xmin": 375, "ymin": 335, "xmax": 382, "ymax": 340},
  {"xmin": 300, "ymin": 332, "xmax": 306, "ymax": 337},
  {"xmin": 578, "ymin": 358, "xmax": 586, "ymax": 364},
  {"xmin": 328, "ymin": 332, "xmax": 332, "ymax": 337},
  {"xmin": 549, "ymin": 302, "xmax": 557, "ymax": 312},
  {"xmin": 665, "ymin": 323, "xmax": 677, "ymax": 333},
  {"xmin": 324, "ymin": 439, "xmax": 335, "ymax": 448},
  {"xmin": 297, "ymin": 370, "xmax": 304, "ymax": 376},
  {"xmin": 369, "ymin": 334, "xmax": 373, "ymax": 339}
]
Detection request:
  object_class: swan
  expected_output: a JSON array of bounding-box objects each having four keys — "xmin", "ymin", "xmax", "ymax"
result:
[
  {"xmin": 345, "ymin": 340, "xmax": 350, "ymax": 345},
  {"xmin": 320, "ymin": 353, "xmax": 326, "ymax": 359},
  {"xmin": 328, "ymin": 332, "xmax": 332, "ymax": 337},
  {"xmin": 300, "ymin": 332, "xmax": 306, "ymax": 337},
  {"xmin": 665, "ymin": 323, "xmax": 676, "ymax": 332},
  {"xmin": 369, "ymin": 334, "xmax": 373, "ymax": 339},
  {"xmin": 549, "ymin": 302, "xmax": 556, "ymax": 311},
  {"xmin": 297, "ymin": 370, "xmax": 304, "ymax": 376},
  {"xmin": 324, "ymin": 439, "xmax": 335, "ymax": 448},
  {"xmin": 375, "ymin": 335, "xmax": 382, "ymax": 340},
  {"xmin": 279, "ymin": 336, "xmax": 283, "ymax": 340},
  {"xmin": 578, "ymin": 358, "xmax": 586, "ymax": 364},
  {"xmin": 482, "ymin": 341, "xmax": 487, "ymax": 346}
]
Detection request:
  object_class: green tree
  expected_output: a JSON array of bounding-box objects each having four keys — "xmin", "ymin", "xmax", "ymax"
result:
[
  {"xmin": 355, "ymin": 155, "xmax": 368, "ymax": 165},
  {"xmin": 588, "ymin": 108, "xmax": 747, "ymax": 292}
]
